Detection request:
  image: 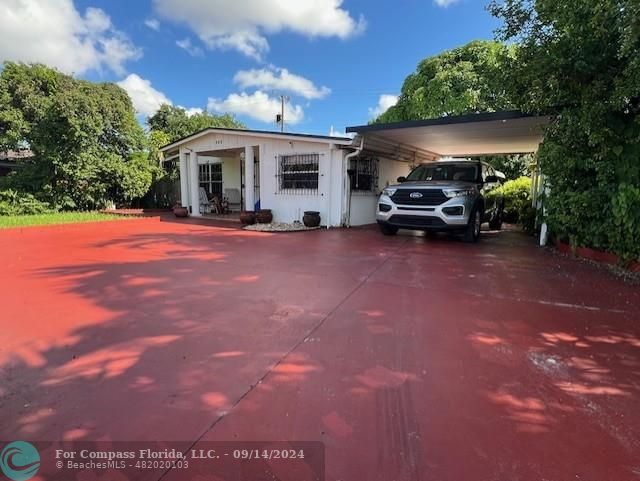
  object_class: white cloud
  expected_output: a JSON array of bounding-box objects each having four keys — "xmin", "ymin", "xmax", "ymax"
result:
[
  {"xmin": 145, "ymin": 18, "xmax": 161, "ymax": 31},
  {"xmin": 152, "ymin": 0, "xmax": 365, "ymax": 60},
  {"xmin": 176, "ymin": 38, "xmax": 204, "ymax": 57},
  {"xmin": 234, "ymin": 66, "xmax": 330, "ymax": 100},
  {"xmin": 208, "ymin": 91, "xmax": 304, "ymax": 124},
  {"xmin": 179, "ymin": 106, "xmax": 204, "ymax": 117},
  {"xmin": 434, "ymin": 0, "xmax": 461, "ymax": 7},
  {"xmin": 0, "ymin": 0, "xmax": 141, "ymax": 75},
  {"xmin": 117, "ymin": 74, "xmax": 171, "ymax": 117},
  {"xmin": 368, "ymin": 94, "xmax": 399, "ymax": 118}
]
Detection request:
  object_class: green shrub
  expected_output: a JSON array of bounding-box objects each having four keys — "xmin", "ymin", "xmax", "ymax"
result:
[
  {"xmin": 486, "ymin": 176, "xmax": 533, "ymax": 225},
  {"xmin": 0, "ymin": 189, "xmax": 52, "ymax": 216},
  {"xmin": 610, "ymin": 183, "xmax": 640, "ymax": 263}
]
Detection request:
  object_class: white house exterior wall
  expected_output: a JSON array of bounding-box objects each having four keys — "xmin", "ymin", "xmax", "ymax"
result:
[
  {"xmin": 179, "ymin": 132, "xmax": 348, "ymax": 227},
  {"xmin": 348, "ymin": 156, "xmax": 411, "ymax": 226},
  {"xmin": 258, "ymin": 139, "xmax": 343, "ymax": 226}
]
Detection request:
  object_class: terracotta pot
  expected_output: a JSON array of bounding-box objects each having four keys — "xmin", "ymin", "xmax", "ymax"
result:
[
  {"xmin": 173, "ymin": 206, "xmax": 189, "ymax": 218},
  {"xmin": 256, "ymin": 209, "xmax": 273, "ymax": 224},
  {"xmin": 239, "ymin": 211, "xmax": 256, "ymax": 225},
  {"xmin": 303, "ymin": 211, "xmax": 321, "ymax": 228}
]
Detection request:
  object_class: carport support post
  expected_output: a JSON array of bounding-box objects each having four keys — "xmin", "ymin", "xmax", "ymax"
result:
[
  {"xmin": 179, "ymin": 148, "xmax": 189, "ymax": 209},
  {"xmin": 189, "ymin": 151, "xmax": 200, "ymax": 216},
  {"xmin": 244, "ymin": 146, "xmax": 255, "ymax": 211}
]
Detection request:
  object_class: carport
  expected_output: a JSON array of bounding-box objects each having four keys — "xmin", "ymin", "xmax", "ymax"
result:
[
  {"xmin": 344, "ymin": 111, "xmax": 552, "ymax": 233},
  {"xmin": 346, "ymin": 110, "xmax": 552, "ymax": 159}
]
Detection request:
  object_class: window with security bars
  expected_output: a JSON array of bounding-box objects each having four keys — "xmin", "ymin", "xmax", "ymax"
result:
[
  {"xmin": 349, "ymin": 156, "xmax": 379, "ymax": 193},
  {"xmin": 199, "ymin": 163, "xmax": 223, "ymax": 198},
  {"xmin": 277, "ymin": 154, "xmax": 320, "ymax": 193}
]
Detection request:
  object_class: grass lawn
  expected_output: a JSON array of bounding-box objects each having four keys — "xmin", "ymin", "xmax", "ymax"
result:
[{"xmin": 0, "ymin": 211, "xmax": 134, "ymax": 229}]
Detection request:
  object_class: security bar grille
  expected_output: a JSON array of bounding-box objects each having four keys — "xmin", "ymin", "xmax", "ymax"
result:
[
  {"xmin": 350, "ymin": 156, "xmax": 379, "ymax": 193},
  {"xmin": 276, "ymin": 153, "xmax": 320, "ymax": 194}
]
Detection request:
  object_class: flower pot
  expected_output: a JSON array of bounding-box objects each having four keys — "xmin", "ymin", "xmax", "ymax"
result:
[
  {"xmin": 256, "ymin": 209, "xmax": 273, "ymax": 224},
  {"xmin": 303, "ymin": 211, "xmax": 321, "ymax": 228},
  {"xmin": 173, "ymin": 206, "xmax": 189, "ymax": 218},
  {"xmin": 239, "ymin": 211, "xmax": 256, "ymax": 225}
]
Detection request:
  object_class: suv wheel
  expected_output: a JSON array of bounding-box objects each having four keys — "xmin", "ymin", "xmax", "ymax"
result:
[
  {"xmin": 379, "ymin": 223, "xmax": 399, "ymax": 236},
  {"xmin": 462, "ymin": 207, "xmax": 481, "ymax": 243}
]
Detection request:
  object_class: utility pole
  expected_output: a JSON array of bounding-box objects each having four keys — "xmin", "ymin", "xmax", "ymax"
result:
[{"xmin": 277, "ymin": 95, "xmax": 289, "ymax": 132}]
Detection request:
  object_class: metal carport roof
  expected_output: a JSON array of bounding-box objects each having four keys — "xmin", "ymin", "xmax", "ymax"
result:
[{"xmin": 346, "ymin": 111, "xmax": 552, "ymax": 158}]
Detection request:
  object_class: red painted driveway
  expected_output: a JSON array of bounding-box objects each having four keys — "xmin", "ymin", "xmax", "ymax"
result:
[{"xmin": 1, "ymin": 217, "xmax": 639, "ymax": 480}]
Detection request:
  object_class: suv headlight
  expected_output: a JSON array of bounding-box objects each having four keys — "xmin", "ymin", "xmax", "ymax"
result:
[
  {"xmin": 443, "ymin": 188, "xmax": 475, "ymax": 198},
  {"xmin": 382, "ymin": 187, "xmax": 397, "ymax": 197}
]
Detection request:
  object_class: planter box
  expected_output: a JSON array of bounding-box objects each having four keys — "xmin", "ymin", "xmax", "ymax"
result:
[{"xmin": 553, "ymin": 238, "xmax": 640, "ymax": 272}]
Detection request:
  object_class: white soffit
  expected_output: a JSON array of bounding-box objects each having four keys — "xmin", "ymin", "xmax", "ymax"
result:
[{"xmin": 347, "ymin": 112, "xmax": 552, "ymax": 157}]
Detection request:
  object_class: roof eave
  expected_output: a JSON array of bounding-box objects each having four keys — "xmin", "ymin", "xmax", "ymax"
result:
[
  {"xmin": 160, "ymin": 127, "xmax": 354, "ymax": 153},
  {"xmin": 346, "ymin": 110, "xmax": 545, "ymax": 134}
]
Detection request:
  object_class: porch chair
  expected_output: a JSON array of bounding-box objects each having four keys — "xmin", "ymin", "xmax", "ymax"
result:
[
  {"xmin": 198, "ymin": 187, "xmax": 212, "ymax": 214},
  {"xmin": 224, "ymin": 188, "xmax": 241, "ymax": 212}
]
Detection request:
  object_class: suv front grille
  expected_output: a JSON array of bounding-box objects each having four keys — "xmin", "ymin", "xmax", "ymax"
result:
[
  {"xmin": 388, "ymin": 215, "xmax": 446, "ymax": 227},
  {"xmin": 391, "ymin": 189, "xmax": 448, "ymax": 206}
]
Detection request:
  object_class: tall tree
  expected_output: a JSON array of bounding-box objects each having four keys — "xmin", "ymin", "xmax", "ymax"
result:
[
  {"xmin": 147, "ymin": 104, "xmax": 244, "ymax": 143},
  {"xmin": 374, "ymin": 40, "xmax": 516, "ymax": 123},
  {"xmin": 490, "ymin": 0, "xmax": 640, "ymax": 260},
  {"xmin": 0, "ymin": 62, "xmax": 155, "ymax": 210},
  {"xmin": 373, "ymin": 40, "xmax": 530, "ymax": 179}
]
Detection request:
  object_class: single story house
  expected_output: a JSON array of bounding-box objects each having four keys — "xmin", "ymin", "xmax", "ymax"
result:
[{"xmin": 160, "ymin": 111, "xmax": 550, "ymax": 227}]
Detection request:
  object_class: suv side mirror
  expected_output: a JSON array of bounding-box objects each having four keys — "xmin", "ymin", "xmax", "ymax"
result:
[
  {"xmin": 397, "ymin": 176, "xmax": 407, "ymax": 183},
  {"xmin": 485, "ymin": 175, "xmax": 499, "ymax": 183}
]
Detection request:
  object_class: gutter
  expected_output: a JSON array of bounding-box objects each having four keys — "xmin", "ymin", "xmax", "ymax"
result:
[{"xmin": 342, "ymin": 135, "xmax": 364, "ymax": 227}]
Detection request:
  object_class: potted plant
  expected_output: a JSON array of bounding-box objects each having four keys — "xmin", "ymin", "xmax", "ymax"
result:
[
  {"xmin": 239, "ymin": 210, "xmax": 256, "ymax": 225},
  {"xmin": 256, "ymin": 209, "xmax": 273, "ymax": 224},
  {"xmin": 173, "ymin": 204, "xmax": 189, "ymax": 218},
  {"xmin": 303, "ymin": 211, "xmax": 321, "ymax": 227}
]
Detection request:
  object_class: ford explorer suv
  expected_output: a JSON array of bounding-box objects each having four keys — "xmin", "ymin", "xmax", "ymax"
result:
[{"xmin": 376, "ymin": 160, "xmax": 504, "ymax": 242}]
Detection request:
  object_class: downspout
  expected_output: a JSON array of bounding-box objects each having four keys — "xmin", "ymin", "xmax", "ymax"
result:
[{"xmin": 342, "ymin": 135, "xmax": 364, "ymax": 227}]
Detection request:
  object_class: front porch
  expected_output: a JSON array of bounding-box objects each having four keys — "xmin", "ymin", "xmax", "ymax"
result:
[{"xmin": 177, "ymin": 145, "xmax": 260, "ymax": 217}]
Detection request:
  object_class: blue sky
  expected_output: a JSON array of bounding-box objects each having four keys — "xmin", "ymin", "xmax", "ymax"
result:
[{"xmin": 1, "ymin": 0, "xmax": 499, "ymax": 135}]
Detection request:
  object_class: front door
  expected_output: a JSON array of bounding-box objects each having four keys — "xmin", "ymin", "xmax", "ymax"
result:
[{"xmin": 199, "ymin": 163, "xmax": 223, "ymax": 199}]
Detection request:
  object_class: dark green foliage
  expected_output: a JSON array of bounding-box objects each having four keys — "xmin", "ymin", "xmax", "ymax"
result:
[
  {"xmin": 374, "ymin": 40, "xmax": 515, "ymax": 123},
  {"xmin": 490, "ymin": 0, "xmax": 640, "ymax": 262},
  {"xmin": 486, "ymin": 176, "xmax": 537, "ymax": 232},
  {"xmin": 0, "ymin": 189, "xmax": 51, "ymax": 215},
  {"xmin": 0, "ymin": 62, "xmax": 155, "ymax": 210}
]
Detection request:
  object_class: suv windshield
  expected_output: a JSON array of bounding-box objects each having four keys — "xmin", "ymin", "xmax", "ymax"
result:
[{"xmin": 406, "ymin": 163, "xmax": 479, "ymax": 182}]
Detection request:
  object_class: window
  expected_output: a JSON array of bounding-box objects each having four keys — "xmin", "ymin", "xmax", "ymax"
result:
[
  {"xmin": 199, "ymin": 163, "xmax": 223, "ymax": 198},
  {"xmin": 406, "ymin": 162, "xmax": 479, "ymax": 182},
  {"xmin": 277, "ymin": 154, "xmax": 319, "ymax": 193},
  {"xmin": 349, "ymin": 156, "xmax": 379, "ymax": 193}
]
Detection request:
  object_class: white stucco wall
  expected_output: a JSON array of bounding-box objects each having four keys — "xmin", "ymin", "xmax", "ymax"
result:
[
  {"xmin": 348, "ymin": 156, "xmax": 411, "ymax": 226},
  {"xmin": 180, "ymin": 131, "xmax": 348, "ymax": 226},
  {"xmin": 259, "ymin": 139, "xmax": 344, "ymax": 226}
]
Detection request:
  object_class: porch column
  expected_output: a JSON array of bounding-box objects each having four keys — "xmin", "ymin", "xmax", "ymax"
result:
[
  {"xmin": 179, "ymin": 148, "xmax": 189, "ymax": 208},
  {"xmin": 189, "ymin": 152, "xmax": 201, "ymax": 216},
  {"xmin": 244, "ymin": 146, "xmax": 255, "ymax": 211}
]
